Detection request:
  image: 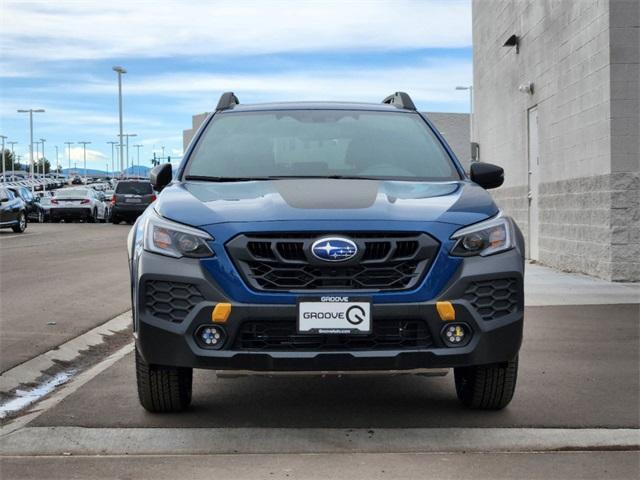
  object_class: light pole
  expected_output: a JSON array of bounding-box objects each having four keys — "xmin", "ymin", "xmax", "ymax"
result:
[
  {"xmin": 455, "ymin": 86, "xmax": 473, "ymax": 143},
  {"xmin": 39, "ymin": 138, "xmax": 46, "ymax": 179},
  {"xmin": 134, "ymin": 144, "xmax": 143, "ymax": 176},
  {"xmin": 64, "ymin": 142, "xmax": 74, "ymax": 176},
  {"xmin": 112, "ymin": 66, "xmax": 127, "ymax": 176},
  {"xmin": 123, "ymin": 133, "xmax": 137, "ymax": 177},
  {"xmin": 0, "ymin": 135, "xmax": 6, "ymax": 183},
  {"xmin": 107, "ymin": 141, "xmax": 118, "ymax": 179},
  {"xmin": 17, "ymin": 108, "xmax": 45, "ymax": 192},
  {"xmin": 55, "ymin": 145, "xmax": 59, "ymax": 178},
  {"xmin": 78, "ymin": 141, "xmax": 91, "ymax": 183}
]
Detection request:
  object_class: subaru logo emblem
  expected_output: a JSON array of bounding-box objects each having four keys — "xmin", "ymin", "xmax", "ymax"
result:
[{"xmin": 311, "ymin": 237, "xmax": 358, "ymax": 262}]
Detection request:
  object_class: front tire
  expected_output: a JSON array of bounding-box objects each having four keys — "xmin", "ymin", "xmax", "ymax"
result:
[
  {"xmin": 12, "ymin": 213, "xmax": 27, "ymax": 233},
  {"xmin": 135, "ymin": 348, "xmax": 192, "ymax": 413},
  {"xmin": 88, "ymin": 209, "xmax": 97, "ymax": 223},
  {"xmin": 454, "ymin": 356, "xmax": 518, "ymax": 410}
]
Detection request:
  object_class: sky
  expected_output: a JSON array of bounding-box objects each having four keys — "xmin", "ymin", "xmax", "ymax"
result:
[{"xmin": 0, "ymin": 0, "xmax": 472, "ymax": 172}]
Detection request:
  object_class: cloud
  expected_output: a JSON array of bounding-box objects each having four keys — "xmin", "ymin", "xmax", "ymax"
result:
[
  {"xmin": 58, "ymin": 59, "xmax": 472, "ymax": 108},
  {"xmin": 2, "ymin": 0, "xmax": 471, "ymax": 62}
]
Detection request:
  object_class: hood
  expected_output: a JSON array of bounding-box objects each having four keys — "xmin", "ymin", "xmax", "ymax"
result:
[{"xmin": 155, "ymin": 179, "xmax": 498, "ymax": 227}]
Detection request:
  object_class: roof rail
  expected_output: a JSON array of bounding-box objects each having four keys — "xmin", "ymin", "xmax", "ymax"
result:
[
  {"xmin": 216, "ymin": 92, "xmax": 240, "ymax": 111},
  {"xmin": 381, "ymin": 91, "xmax": 416, "ymax": 111}
]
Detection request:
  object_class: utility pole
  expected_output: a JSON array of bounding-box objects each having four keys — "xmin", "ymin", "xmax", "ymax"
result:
[
  {"xmin": 133, "ymin": 144, "xmax": 143, "ymax": 177},
  {"xmin": 0, "ymin": 135, "xmax": 6, "ymax": 183},
  {"xmin": 112, "ymin": 66, "xmax": 127, "ymax": 176},
  {"xmin": 17, "ymin": 109, "xmax": 45, "ymax": 193},
  {"xmin": 39, "ymin": 138, "xmax": 46, "ymax": 178},
  {"xmin": 107, "ymin": 141, "xmax": 118, "ymax": 179},
  {"xmin": 122, "ymin": 133, "xmax": 137, "ymax": 177},
  {"xmin": 64, "ymin": 142, "xmax": 74, "ymax": 175},
  {"xmin": 55, "ymin": 145, "xmax": 59, "ymax": 178},
  {"xmin": 78, "ymin": 141, "xmax": 91, "ymax": 183}
]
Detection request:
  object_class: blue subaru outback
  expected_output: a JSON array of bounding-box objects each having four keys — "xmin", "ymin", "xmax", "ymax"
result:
[{"xmin": 128, "ymin": 92, "xmax": 524, "ymax": 413}]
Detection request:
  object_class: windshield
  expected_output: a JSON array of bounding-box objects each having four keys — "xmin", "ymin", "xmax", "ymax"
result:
[
  {"xmin": 116, "ymin": 182, "xmax": 153, "ymax": 195},
  {"xmin": 185, "ymin": 110, "xmax": 460, "ymax": 181},
  {"xmin": 57, "ymin": 189, "xmax": 88, "ymax": 198}
]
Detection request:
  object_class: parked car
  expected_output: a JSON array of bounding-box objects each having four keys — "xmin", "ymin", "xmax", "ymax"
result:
[
  {"xmin": 7, "ymin": 186, "xmax": 44, "ymax": 223},
  {"xmin": 97, "ymin": 191, "xmax": 112, "ymax": 221},
  {"xmin": 128, "ymin": 91, "xmax": 525, "ymax": 413},
  {"xmin": 0, "ymin": 187, "xmax": 27, "ymax": 233},
  {"xmin": 36, "ymin": 196, "xmax": 55, "ymax": 222},
  {"xmin": 71, "ymin": 176, "xmax": 83, "ymax": 185},
  {"xmin": 111, "ymin": 180, "xmax": 155, "ymax": 224},
  {"xmin": 49, "ymin": 188, "xmax": 107, "ymax": 223}
]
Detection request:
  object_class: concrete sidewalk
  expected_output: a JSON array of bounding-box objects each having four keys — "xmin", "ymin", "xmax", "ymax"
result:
[{"xmin": 525, "ymin": 263, "xmax": 639, "ymax": 306}]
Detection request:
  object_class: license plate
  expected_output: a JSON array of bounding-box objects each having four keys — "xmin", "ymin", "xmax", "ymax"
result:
[
  {"xmin": 298, "ymin": 297, "xmax": 371, "ymax": 334},
  {"xmin": 126, "ymin": 198, "xmax": 141, "ymax": 203}
]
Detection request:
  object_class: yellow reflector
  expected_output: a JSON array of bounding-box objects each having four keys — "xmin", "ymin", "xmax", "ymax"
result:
[
  {"xmin": 436, "ymin": 301, "xmax": 456, "ymax": 321},
  {"xmin": 212, "ymin": 303, "xmax": 232, "ymax": 323}
]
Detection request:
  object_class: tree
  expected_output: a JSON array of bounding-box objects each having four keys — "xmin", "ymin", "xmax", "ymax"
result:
[
  {"xmin": 34, "ymin": 158, "xmax": 52, "ymax": 174},
  {"xmin": 1, "ymin": 148, "xmax": 22, "ymax": 172}
]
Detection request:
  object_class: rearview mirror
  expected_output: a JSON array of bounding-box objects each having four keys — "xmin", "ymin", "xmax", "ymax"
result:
[
  {"xmin": 470, "ymin": 162, "xmax": 504, "ymax": 190},
  {"xmin": 150, "ymin": 163, "xmax": 173, "ymax": 192}
]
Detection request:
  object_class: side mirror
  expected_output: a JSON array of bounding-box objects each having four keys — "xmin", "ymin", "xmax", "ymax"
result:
[
  {"xmin": 470, "ymin": 162, "xmax": 504, "ymax": 190},
  {"xmin": 150, "ymin": 163, "xmax": 173, "ymax": 192}
]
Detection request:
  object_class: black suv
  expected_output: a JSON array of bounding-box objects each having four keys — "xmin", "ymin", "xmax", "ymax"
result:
[{"xmin": 111, "ymin": 180, "xmax": 156, "ymax": 224}]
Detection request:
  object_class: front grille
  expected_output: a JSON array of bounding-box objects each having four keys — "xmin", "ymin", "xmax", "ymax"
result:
[
  {"xmin": 144, "ymin": 280, "xmax": 204, "ymax": 323},
  {"xmin": 463, "ymin": 278, "xmax": 521, "ymax": 320},
  {"xmin": 227, "ymin": 232, "xmax": 439, "ymax": 292},
  {"xmin": 233, "ymin": 319, "xmax": 433, "ymax": 351}
]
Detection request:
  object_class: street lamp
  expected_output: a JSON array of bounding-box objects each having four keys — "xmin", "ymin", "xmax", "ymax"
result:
[
  {"xmin": 64, "ymin": 142, "xmax": 74, "ymax": 176},
  {"xmin": 17, "ymin": 108, "xmax": 45, "ymax": 193},
  {"xmin": 112, "ymin": 66, "xmax": 127, "ymax": 176},
  {"xmin": 133, "ymin": 144, "xmax": 143, "ymax": 176},
  {"xmin": 0, "ymin": 135, "xmax": 6, "ymax": 183},
  {"xmin": 78, "ymin": 141, "xmax": 91, "ymax": 183},
  {"xmin": 54, "ymin": 145, "xmax": 59, "ymax": 179},
  {"xmin": 123, "ymin": 133, "xmax": 137, "ymax": 177},
  {"xmin": 39, "ymin": 138, "xmax": 46, "ymax": 179},
  {"xmin": 107, "ymin": 141, "xmax": 118, "ymax": 179},
  {"xmin": 455, "ymin": 86, "xmax": 473, "ymax": 142}
]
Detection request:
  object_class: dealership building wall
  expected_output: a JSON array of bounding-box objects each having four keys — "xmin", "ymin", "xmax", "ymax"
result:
[{"xmin": 472, "ymin": 0, "xmax": 639, "ymax": 281}]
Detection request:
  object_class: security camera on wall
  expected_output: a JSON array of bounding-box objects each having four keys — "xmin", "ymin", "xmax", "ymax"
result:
[{"xmin": 518, "ymin": 82, "xmax": 534, "ymax": 95}]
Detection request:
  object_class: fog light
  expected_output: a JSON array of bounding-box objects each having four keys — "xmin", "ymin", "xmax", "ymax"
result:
[
  {"xmin": 195, "ymin": 325, "xmax": 226, "ymax": 349},
  {"xmin": 441, "ymin": 323, "xmax": 470, "ymax": 347}
]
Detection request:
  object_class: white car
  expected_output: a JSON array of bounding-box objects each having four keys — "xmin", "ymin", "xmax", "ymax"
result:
[{"xmin": 49, "ymin": 188, "xmax": 107, "ymax": 223}]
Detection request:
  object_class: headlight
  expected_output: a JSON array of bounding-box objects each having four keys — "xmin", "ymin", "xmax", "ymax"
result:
[
  {"xmin": 451, "ymin": 214, "xmax": 514, "ymax": 257},
  {"xmin": 143, "ymin": 209, "xmax": 214, "ymax": 258}
]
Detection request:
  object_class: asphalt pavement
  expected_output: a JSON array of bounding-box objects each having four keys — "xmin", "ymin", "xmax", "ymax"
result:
[{"xmin": 0, "ymin": 223, "xmax": 131, "ymax": 372}]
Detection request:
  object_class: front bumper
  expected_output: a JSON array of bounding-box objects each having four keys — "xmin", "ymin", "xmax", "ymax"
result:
[{"xmin": 134, "ymin": 247, "xmax": 524, "ymax": 372}]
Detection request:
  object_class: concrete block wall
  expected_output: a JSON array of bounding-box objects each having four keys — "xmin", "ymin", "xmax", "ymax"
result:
[{"xmin": 473, "ymin": 0, "xmax": 639, "ymax": 281}]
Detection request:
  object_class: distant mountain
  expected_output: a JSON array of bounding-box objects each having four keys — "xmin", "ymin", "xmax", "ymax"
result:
[{"xmin": 61, "ymin": 165, "xmax": 151, "ymax": 177}]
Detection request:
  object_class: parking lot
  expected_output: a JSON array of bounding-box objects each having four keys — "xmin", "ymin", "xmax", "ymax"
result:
[
  {"xmin": 0, "ymin": 223, "xmax": 639, "ymax": 478},
  {"xmin": 0, "ymin": 223, "xmax": 130, "ymax": 372}
]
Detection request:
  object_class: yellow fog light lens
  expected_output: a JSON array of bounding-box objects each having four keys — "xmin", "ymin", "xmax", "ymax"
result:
[{"xmin": 212, "ymin": 303, "xmax": 231, "ymax": 323}]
